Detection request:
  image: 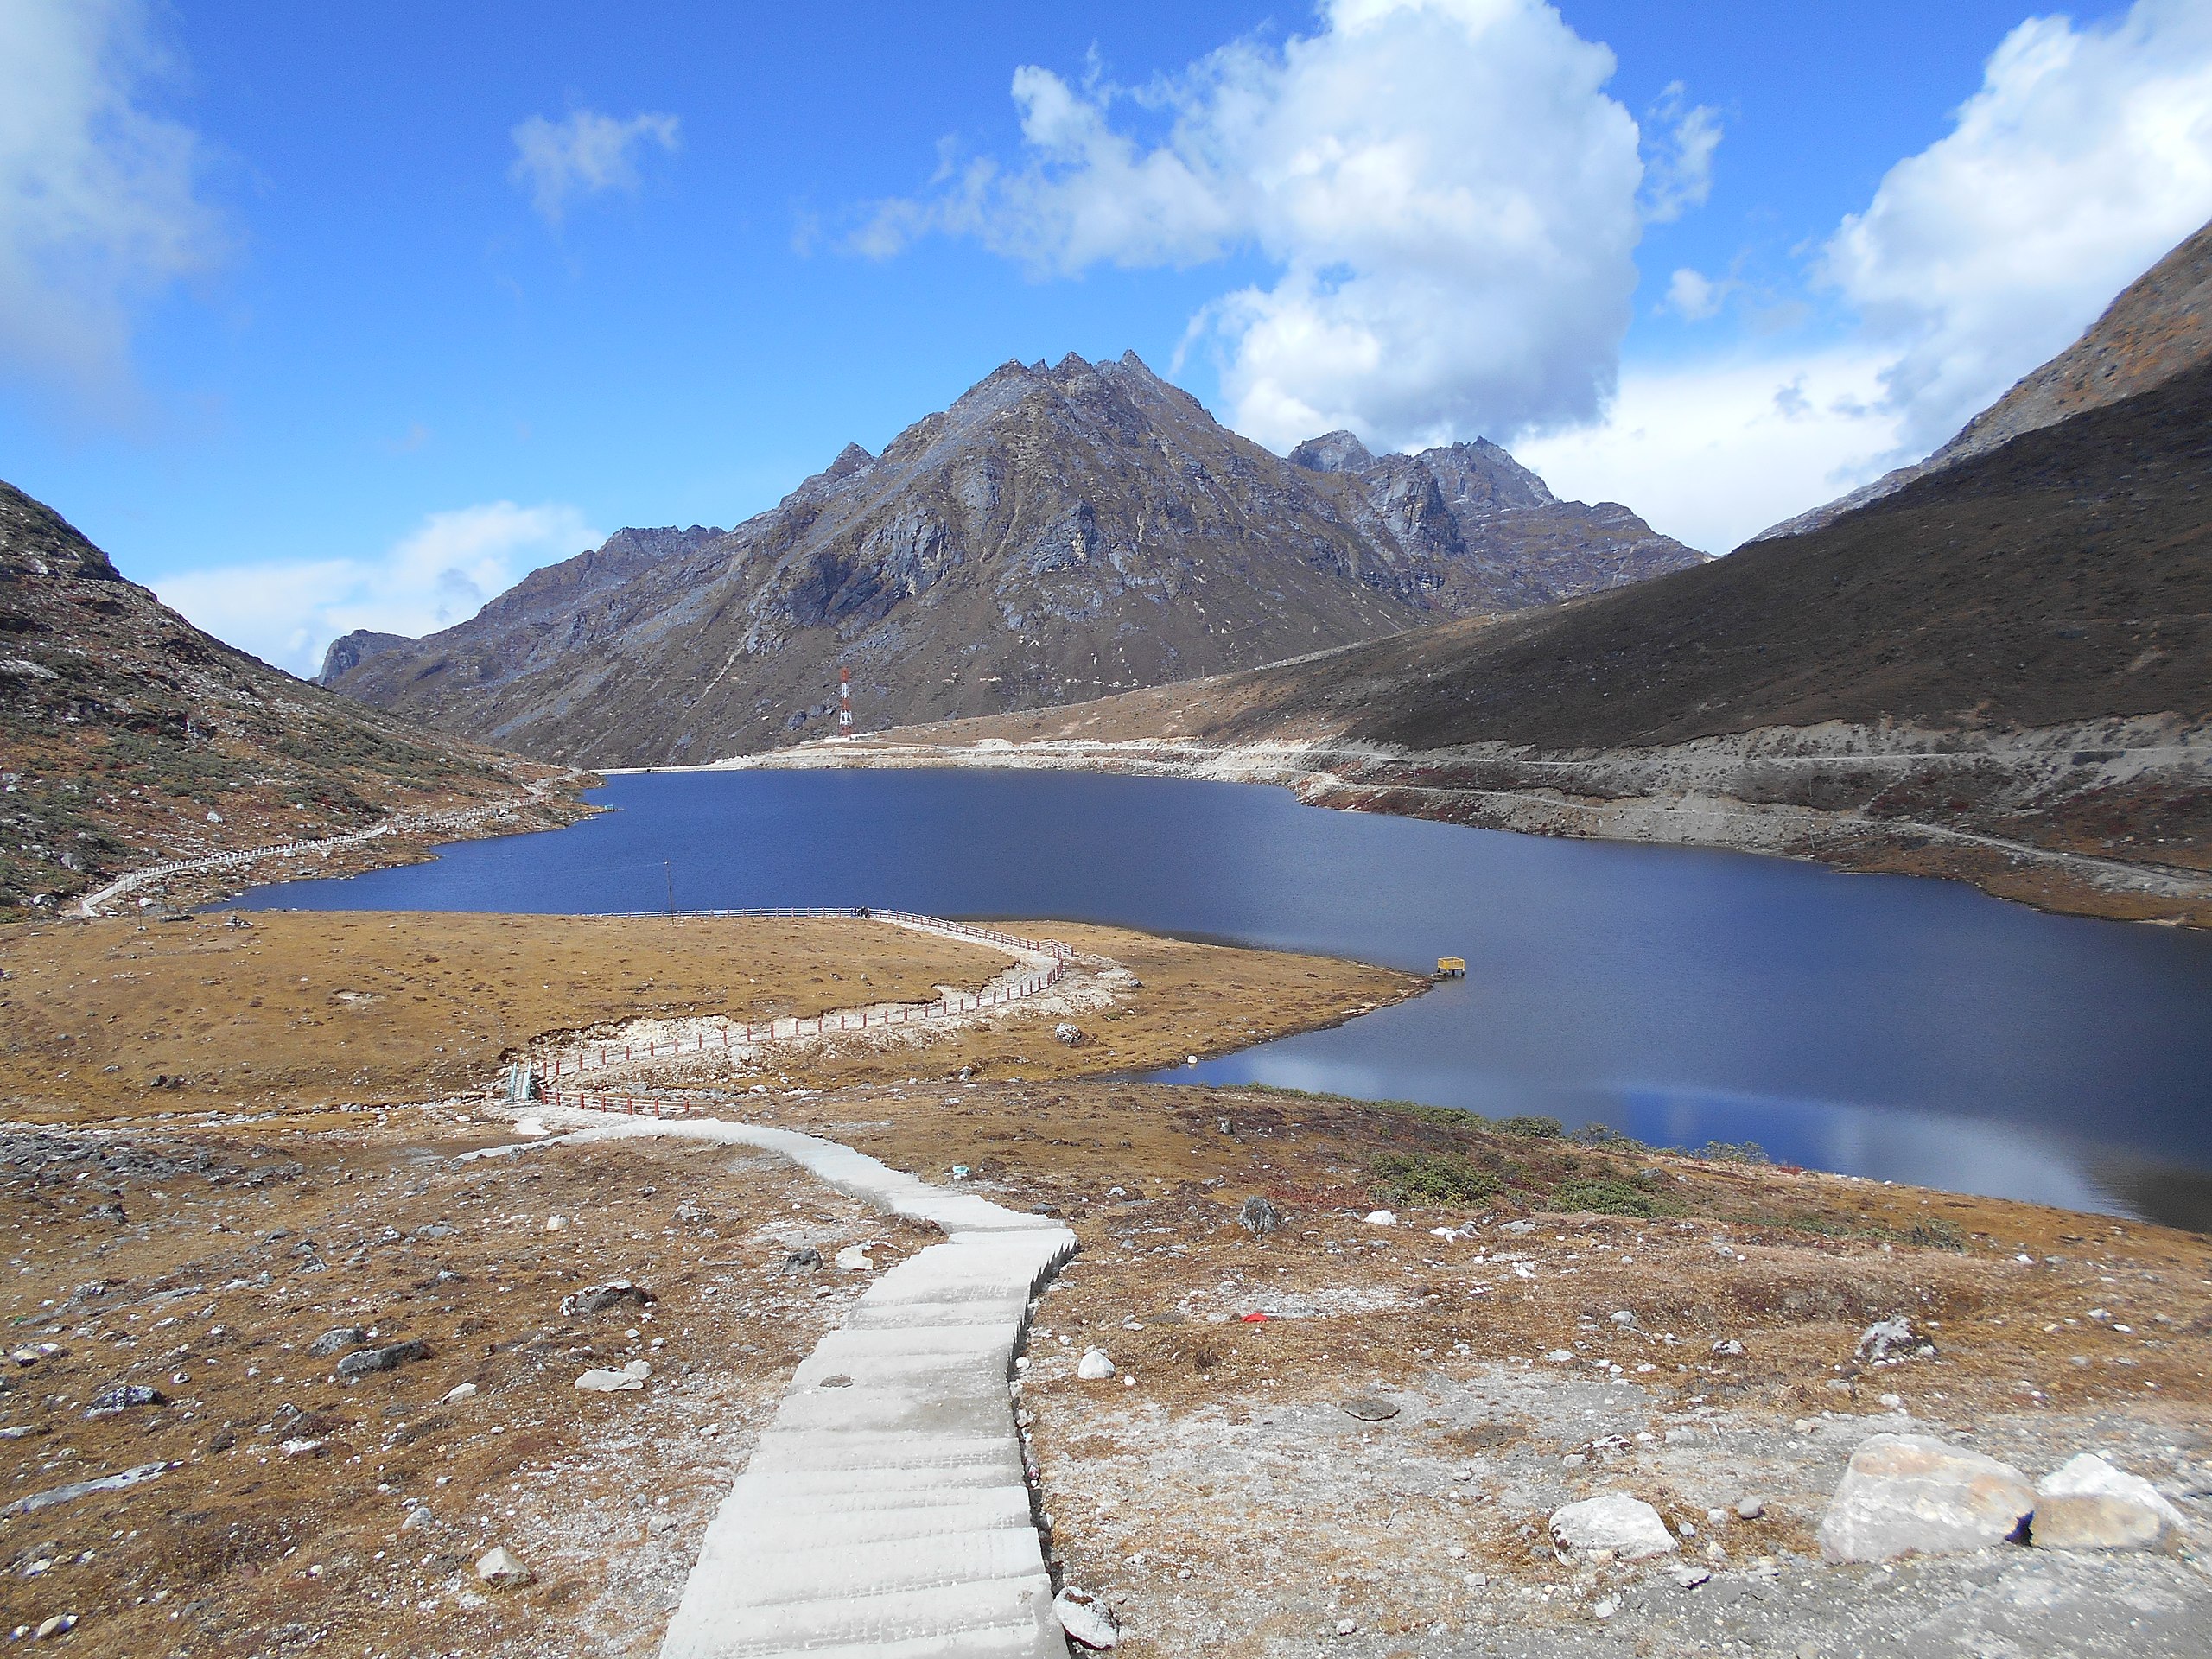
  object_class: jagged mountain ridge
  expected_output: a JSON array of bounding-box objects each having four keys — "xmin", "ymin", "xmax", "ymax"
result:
[
  {"xmin": 1752, "ymin": 215, "xmax": 2212, "ymax": 543},
  {"xmin": 0, "ymin": 479, "xmax": 578, "ymax": 915},
  {"xmin": 320, "ymin": 352, "xmax": 1700, "ymax": 766}
]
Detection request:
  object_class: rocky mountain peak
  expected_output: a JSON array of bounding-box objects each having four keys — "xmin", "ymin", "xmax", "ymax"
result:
[{"xmin": 1288, "ymin": 431, "xmax": 1377, "ymax": 474}]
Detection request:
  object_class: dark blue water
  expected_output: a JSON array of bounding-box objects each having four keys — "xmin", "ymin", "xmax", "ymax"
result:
[{"xmin": 232, "ymin": 769, "xmax": 2212, "ymax": 1228}]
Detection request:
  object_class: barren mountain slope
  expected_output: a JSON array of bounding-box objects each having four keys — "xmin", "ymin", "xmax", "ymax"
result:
[
  {"xmin": 321, "ymin": 353, "xmax": 1700, "ymax": 767},
  {"xmin": 766, "ymin": 356, "xmax": 2212, "ymax": 924},
  {"xmin": 1755, "ymin": 216, "xmax": 2212, "ymax": 542},
  {"xmin": 0, "ymin": 479, "xmax": 585, "ymax": 917}
]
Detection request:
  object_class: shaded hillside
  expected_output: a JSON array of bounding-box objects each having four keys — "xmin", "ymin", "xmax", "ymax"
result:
[
  {"xmin": 0, "ymin": 480, "xmax": 584, "ymax": 916},
  {"xmin": 1185, "ymin": 353, "xmax": 2210, "ymax": 754},
  {"xmin": 1755, "ymin": 216, "xmax": 2212, "ymax": 542},
  {"xmin": 321, "ymin": 353, "xmax": 1698, "ymax": 767}
]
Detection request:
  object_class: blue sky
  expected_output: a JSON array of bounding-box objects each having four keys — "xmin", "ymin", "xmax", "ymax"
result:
[{"xmin": 4, "ymin": 0, "xmax": 2209, "ymax": 677}]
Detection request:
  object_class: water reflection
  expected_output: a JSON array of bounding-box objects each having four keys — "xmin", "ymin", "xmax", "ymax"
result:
[{"xmin": 229, "ymin": 767, "xmax": 2212, "ymax": 1229}]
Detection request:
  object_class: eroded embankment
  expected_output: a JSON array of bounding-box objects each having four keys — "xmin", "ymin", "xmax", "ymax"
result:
[{"xmin": 718, "ymin": 714, "xmax": 2212, "ymax": 925}]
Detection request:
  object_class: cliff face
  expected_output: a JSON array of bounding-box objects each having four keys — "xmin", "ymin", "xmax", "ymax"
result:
[
  {"xmin": 0, "ymin": 479, "xmax": 575, "ymax": 916},
  {"xmin": 1752, "ymin": 216, "xmax": 2212, "ymax": 543},
  {"xmin": 320, "ymin": 353, "xmax": 1700, "ymax": 767}
]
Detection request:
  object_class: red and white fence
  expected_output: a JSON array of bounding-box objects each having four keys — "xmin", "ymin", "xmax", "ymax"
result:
[{"xmin": 527, "ymin": 907, "xmax": 1073, "ymax": 1089}]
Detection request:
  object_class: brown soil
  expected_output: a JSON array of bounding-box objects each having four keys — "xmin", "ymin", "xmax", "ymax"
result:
[{"xmin": 0, "ymin": 914, "xmax": 1415, "ymax": 1122}]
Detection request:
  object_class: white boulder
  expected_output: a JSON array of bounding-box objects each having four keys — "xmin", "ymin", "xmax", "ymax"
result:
[
  {"xmin": 1054, "ymin": 1586, "xmax": 1121, "ymax": 1649},
  {"xmin": 574, "ymin": 1359, "xmax": 652, "ymax": 1393},
  {"xmin": 475, "ymin": 1545, "xmax": 532, "ymax": 1587},
  {"xmin": 1364, "ymin": 1210, "xmax": 1396, "ymax": 1227},
  {"xmin": 1076, "ymin": 1348, "xmax": 1116, "ymax": 1382},
  {"xmin": 1816, "ymin": 1433, "xmax": 2034, "ymax": 1563},
  {"xmin": 2032, "ymin": 1452, "xmax": 2189, "ymax": 1553},
  {"xmin": 834, "ymin": 1245, "xmax": 875, "ymax": 1272},
  {"xmin": 1549, "ymin": 1494, "xmax": 1679, "ymax": 1561}
]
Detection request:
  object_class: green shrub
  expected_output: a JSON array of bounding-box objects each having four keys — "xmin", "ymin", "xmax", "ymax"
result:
[
  {"xmin": 1901, "ymin": 1218, "xmax": 1967, "ymax": 1251},
  {"xmin": 1497, "ymin": 1115, "xmax": 1565, "ymax": 1139},
  {"xmin": 1548, "ymin": 1177, "xmax": 1675, "ymax": 1217},
  {"xmin": 1696, "ymin": 1139, "xmax": 1772, "ymax": 1166},
  {"xmin": 1371, "ymin": 1152, "xmax": 1501, "ymax": 1206}
]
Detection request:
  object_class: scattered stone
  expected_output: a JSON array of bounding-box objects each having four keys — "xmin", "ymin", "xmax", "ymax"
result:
[
  {"xmin": 1077, "ymin": 1348, "xmax": 1116, "ymax": 1382},
  {"xmin": 543, "ymin": 1216, "xmax": 567, "ymax": 1233},
  {"xmin": 474, "ymin": 1546, "xmax": 532, "ymax": 1588},
  {"xmin": 1363, "ymin": 1210, "xmax": 1396, "ymax": 1227},
  {"xmin": 1592, "ymin": 1597, "xmax": 1619, "ymax": 1619},
  {"xmin": 575, "ymin": 1359, "xmax": 652, "ymax": 1393},
  {"xmin": 401, "ymin": 1505, "xmax": 435, "ymax": 1533},
  {"xmin": 335, "ymin": 1340, "xmax": 428, "ymax": 1382},
  {"xmin": 34, "ymin": 1615, "xmax": 75, "ymax": 1639},
  {"xmin": 84, "ymin": 1383, "xmax": 167, "ymax": 1418},
  {"xmin": 9, "ymin": 1348, "xmax": 41, "ymax": 1368},
  {"xmin": 1610, "ymin": 1310, "xmax": 1636, "ymax": 1326},
  {"xmin": 834, "ymin": 1245, "xmax": 875, "ymax": 1272},
  {"xmin": 2031, "ymin": 1452, "xmax": 2189, "ymax": 1553},
  {"xmin": 782, "ymin": 1247, "xmax": 823, "ymax": 1272},
  {"xmin": 1711, "ymin": 1338, "xmax": 1745, "ymax": 1357},
  {"xmin": 1054, "ymin": 1023, "xmax": 1086, "ymax": 1047},
  {"xmin": 1735, "ymin": 1497, "xmax": 1765, "ymax": 1521},
  {"xmin": 1856, "ymin": 1317, "xmax": 1918, "ymax": 1363},
  {"xmin": 1549, "ymin": 1494, "xmax": 1680, "ymax": 1561},
  {"xmin": 1670, "ymin": 1565, "xmax": 1713, "ymax": 1589},
  {"xmin": 560, "ymin": 1280, "xmax": 654, "ymax": 1318},
  {"xmin": 1335, "ymin": 1618, "xmax": 1357, "ymax": 1637},
  {"xmin": 306, "ymin": 1325, "xmax": 370, "ymax": 1357},
  {"xmin": 442, "ymin": 1382, "xmax": 479, "ymax": 1404},
  {"xmin": 1340, "ymin": 1395, "xmax": 1402, "ymax": 1422},
  {"xmin": 1054, "ymin": 1586, "xmax": 1121, "ymax": 1649},
  {"xmin": 1237, "ymin": 1196, "xmax": 1284, "ymax": 1236},
  {"xmin": 1816, "ymin": 1433, "xmax": 2034, "ymax": 1563},
  {"xmin": 279, "ymin": 1437, "xmax": 327, "ymax": 1458}
]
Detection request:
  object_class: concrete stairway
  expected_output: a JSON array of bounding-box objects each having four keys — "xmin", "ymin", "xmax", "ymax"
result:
[{"xmin": 483, "ymin": 1116, "xmax": 1075, "ymax": 1657}]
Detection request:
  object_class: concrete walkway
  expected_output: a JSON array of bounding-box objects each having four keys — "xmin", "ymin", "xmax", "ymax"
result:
[{"xmin": 470, "ymin": 1113, "xmax": 1076, "ymax": 1658}]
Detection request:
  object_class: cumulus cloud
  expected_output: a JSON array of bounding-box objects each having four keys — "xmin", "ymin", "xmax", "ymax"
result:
[
  {"xmin": 862, "ymin": 0, "xmax": 1662, "ymax": 452},
  {"xmin": 510, "ymin": 108, "xmax": 680, "ymax": 226},
  {"xmin": 1515, "ymin": 350, "xmax": 1905, "ymax": 556},
  {"xmin": 156, "ymin": 501, "xmax": 601, "ymax": 678},
  {"xmin": 0, "ymin": 0, "xmax": 225, "ymax": 409},
  {"xmin": 1826, "ymin": 0, "xmax": 2212, "ymax": 452},
  {"xmin": 1662, "ymin": 267, "xmax": 1730, "ymax": 321}
]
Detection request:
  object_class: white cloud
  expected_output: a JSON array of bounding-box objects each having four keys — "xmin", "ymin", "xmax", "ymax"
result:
[
  {"xmin": 1515, "ymin": 349, "xmax": 1904, "ymax": 556},
  {"xmin": 0, "ymin": 0, "xmax": 224, "ymax": 409},
  {"xmin": 509, "ymin": 109, "xmax": 680, "ymax": 226},
  {"xmin": 1662, "ymin": 267, "xmax": 1728, "ymax": 321},
  {"xmin": 155, "ymin": 501, "xmax": 601, "ymax": 678},
  {"xmin": 1825, "ymin": 0, "xmax": 2212, "ymax": 452},
  {"xmin": 865, "ymin": 0, "xmax": 1667, "ymax": 452},
  {"xmin": 1638, "ymin": 81, "xmax": 1722, "ymax": 225}
]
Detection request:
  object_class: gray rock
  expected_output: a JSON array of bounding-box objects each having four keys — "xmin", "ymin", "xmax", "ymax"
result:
[
  {"xmin": 1054, "ymin": 1022, "xmax": 1085, "ymax": 1047},
  {"xmin": 84, "ymin": 1383, "xmax": 166, "ymax": 1418},
  {"xmin": 335, "ymin": 1339, "xmax": 428, "ymax": 1381},
  {"xmin": 1549, "ymin": 1494, "xmax": 1680, "ymax": 1561},
  {"xmin": 1816, "ymin": 1433, "xmax": 2034, "ymax": 1563},
  {"xmin": 474, "ymin": 1545, "xmax": 532, "ymax": 1587},
  {"xmin": 561, "ymin": 1280, "xmax": 654, "ymax": 1318},
  {"xmin": 1735, "ymin": 1496, "xmax": 1766, "ymax": 1520},
  {"xmin": 1857, "ymin": 1316, "xmax": 1919, "ymax": 1362},
  {"xmin": 1054, "ymin": 1586, "xmax": 1121, "ymax": 1649},
  {"xmin": 1076, "ymin": 1348, "xmax": 1116, "ymax": 1382},
  {"xmin": 307, "ymin": 1325, "xmax": 370, "ymax": 1357},
  {"xmin": 1237, "ymin": 1196, "xmax": 1284, "ymax": 1236},
  {"xmin": 2031, "ymin": 1452, "xmax": 2189, "ymax": 1553},
  {"xmin": 782, "ymin": 1247, "xmax": 822, "ymax": 1272},
  {"xmin": 1711, "ymin": 1338, "xmax": 1745, "ymax": 1357}
]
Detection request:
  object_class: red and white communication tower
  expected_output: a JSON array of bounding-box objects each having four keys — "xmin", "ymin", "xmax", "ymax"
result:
[{"xmin": 838, "ymin": 666, "xmax": 855, "ymax": 740}]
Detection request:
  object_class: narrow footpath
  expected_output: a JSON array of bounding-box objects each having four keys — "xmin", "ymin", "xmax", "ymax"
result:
[{"xmin": 471, "ymin": 1112, "xmax": 1077, "ymax": 1659}]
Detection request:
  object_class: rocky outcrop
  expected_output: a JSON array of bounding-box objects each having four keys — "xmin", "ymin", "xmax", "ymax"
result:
[
  {"xmin": 319, "ymin": 354, "xmax": 1700, "ymax": 768},
  {"xmin": 1289, "ymin": 429, "xmax": 1704, "ymax": 612}
]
